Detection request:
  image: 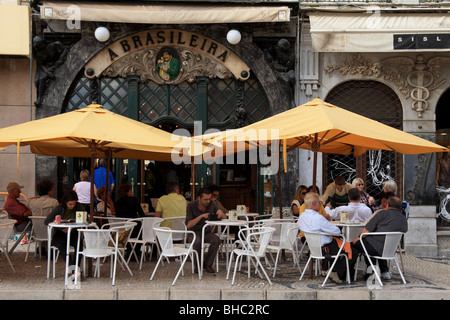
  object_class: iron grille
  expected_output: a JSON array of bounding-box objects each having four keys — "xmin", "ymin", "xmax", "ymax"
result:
[
  {"xmin": 100, "ymin": 78, "xmax": 128, "ymax": 115},
  {"xmin": 325, "ymin": 80, "xmax": 403, "ymax": 199}
]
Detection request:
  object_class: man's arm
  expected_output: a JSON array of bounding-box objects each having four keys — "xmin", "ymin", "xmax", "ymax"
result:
[
  {"xmin": 352, "ymin": 227, "xmax": 370, "ymax": 244},
  {"xmin": 186, "ymin": 212, "xmax": 208, "ymax": 230}
]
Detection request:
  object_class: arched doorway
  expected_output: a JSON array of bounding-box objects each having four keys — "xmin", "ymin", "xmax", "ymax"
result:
[
  {"xmin": 324, "ymin": 80, "xmax": 403, "ymax": 200},
  {"xmin": 59, "ymin": 71, "xmax": 271, "ymax": 212}
]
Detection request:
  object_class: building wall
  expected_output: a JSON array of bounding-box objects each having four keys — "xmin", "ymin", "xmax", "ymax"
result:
[
  {"xmin": 0, "ymin": 57, "xmax": 36, "ymax": 206},
  {"xmin": 297, "ymin": 21, "xmax": 450, "ymax": 256}
]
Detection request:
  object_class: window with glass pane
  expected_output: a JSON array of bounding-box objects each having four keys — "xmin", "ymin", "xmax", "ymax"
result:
[
  {"xmin": 169, "ymin": 82, "xmax": 197, "ymax": 123},
  {"xmin": 208, "ymin": 79, "xmax": 235, "ymax": 125},
  {"xmin": 139, "ymin": 81, "xmax": 167, "ymax": 123},
  {"xmin": 66, "ymin": 74, "xmax": 91, "ymax": 111},
  {"xmin": 100, "ymin": 78, "xmax": 128, "ymax": 115}
]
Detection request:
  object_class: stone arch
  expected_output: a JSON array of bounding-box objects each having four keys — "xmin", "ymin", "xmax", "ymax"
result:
[{"xmin": 40, "ymin": 25, "xmax": 291, "ymax": 119}]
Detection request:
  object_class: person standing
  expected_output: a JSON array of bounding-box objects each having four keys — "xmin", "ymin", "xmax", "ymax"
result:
[
  {"xmin": 320, "ymin": 176, "xmax": 353, "ymax": 209},
  {"xmin": 73, "ymin": 169, "xmax": 96, "ymax": 213},
  {"xmin": 185, "ymin": 188, "xmax": 226, "ymax": 273},
  {"xmin": 94, "ymin": 158, "xmax": 115, "ymax": 192}
]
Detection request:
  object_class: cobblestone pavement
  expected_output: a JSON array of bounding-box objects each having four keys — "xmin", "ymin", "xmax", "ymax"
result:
[{"xmin": 0, "ymin": 242, "xmax": 448, "ymax": 300}]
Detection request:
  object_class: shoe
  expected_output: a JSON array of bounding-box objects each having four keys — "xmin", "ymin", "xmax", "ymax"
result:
[
  {"xmin": 381, "ymin": 271, "xmax": 392, "ymax": 280},
  {"xmin": 328, "ymin": 272, "xmax": 343, "ymax": 284},
  {"xmin": 204, "ymin": 264, "xmax": 216, "ymax": 274}
]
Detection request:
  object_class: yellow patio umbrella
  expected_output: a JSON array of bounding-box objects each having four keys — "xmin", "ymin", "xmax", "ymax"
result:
[
  {"xmin": 204, "ymin": 97, "xmax": 448, "ymax": 175},
  {"xmin": 202, "ymin": 97, "xmax": 447, "ymax": 219},
  {"xmin": 0, "ymin": 103, "xmax": 207, "ymax": 220}
]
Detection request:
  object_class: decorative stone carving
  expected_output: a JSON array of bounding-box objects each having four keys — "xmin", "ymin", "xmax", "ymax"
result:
[
  {"xmin": 325, "ymin": 54, "xmax": 450, "ymax": 118},
  {"xmin": 32, "ymin": 35, "xmax": 69, "ymax": 108},
  {"xmin": 101, "ymin": 46, "xmax": 233, "ymax": 85}
]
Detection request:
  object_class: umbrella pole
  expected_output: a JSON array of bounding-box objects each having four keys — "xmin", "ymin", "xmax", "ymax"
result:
[
  {"xmin": 89, "ymin": 148, "xmax": 96, "ymax": 223},
  {"xmin": 278, "ymin": 152, "xmax": 283, "ymax": 219},
  {"xmin": 105, "ymin": 150, "xmax": 111, "ymax": 218}
]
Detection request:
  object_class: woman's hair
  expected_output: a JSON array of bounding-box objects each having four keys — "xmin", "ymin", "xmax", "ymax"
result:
[
  {"xmin": 117, "ymin": 184, "xmax": 132, "ymax": 198},
  {"xmin": 306, "ymin": 185, "xmax": 320, "ymax": 195},
  {"xmin": 97, "ymin": 186, "xmax": 106, "ymax": 199},
  {"xmin": 383, "ymin": 180, "xmax": 397, "ymax": 195},
  {"xmin": 79, "ymin": 169, "xmax": 90, "ymax": 181},
  {"xmin": 352, "ymin": 177, "xmax": 364, "ymax": 188},
  {"xmin": 36, "ymin": 179, "xmax": 55, "ymax": 196},
  {"xmin": 61, "ymin": 190, "xmax": 78, "ymax": 208}
]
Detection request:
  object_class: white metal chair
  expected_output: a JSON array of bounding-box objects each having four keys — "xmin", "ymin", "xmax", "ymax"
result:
[
  {"xmin": 227, "ymin": 226, "xmax": 275, "ymax": 286},
  {"xmin": 162, "ymin": 216, "xmax": 187, "ymax": 243},
  {"xmin": 25, "ymin": 216, "xmax": 49, "ymax": 262},
  {"xmin": 0, "ymin": 219, "xmax": 17, "ymax": 272},
  {"xmin": 75, "ymin": 228, "xmax": 119, "ymax": 285},
  {"xmin": 150, "ymin": 227, "xmax": 200, "ymax": 286},
  {"xmin": 265, "ymin": 222, "xmax": 302, "ymax": 277},
  {"xmin": 100, "ymin": 221, "xmax": 137, "ymax": 276},
  {"xmin": 357, "ymin": 231, "xmax": 406, "ymax": 286},
  {"xmin": 126, "ymin": 217, "xmax": 164, "ymax": 270},
  {"xmin": 299, "ymin": 232, "xmax": 351, "ymax": 287}
]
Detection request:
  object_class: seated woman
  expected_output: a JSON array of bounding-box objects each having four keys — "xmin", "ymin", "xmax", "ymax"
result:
[
  {"xmin": 96, "ymin": 186, "xmax": 115, "ymax": 217},
  {"xmin": 115, "ymin": 184, "xmax": 145, "ymax": 219},
  {"xmin": 292, "ymin": 185, "xmax": 307, "ymax": 205},
  {"xmin": 352, "ymin": 177, "xmax": 375, "ymax": 210},
  {"xmin": 44, "ymin": 190, "xmax": 85, "ymax": 265},
  {"xmin": 290, "ymin": 199, "xmax": 300, "ymax": 217}
]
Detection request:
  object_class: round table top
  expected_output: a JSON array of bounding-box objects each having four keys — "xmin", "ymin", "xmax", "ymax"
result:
[{"xmin": 205, "ymin": 219, "xmax": 248, "ymax": 226}]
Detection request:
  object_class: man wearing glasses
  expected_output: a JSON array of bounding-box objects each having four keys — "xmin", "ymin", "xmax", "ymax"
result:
[{"xmin": 209, "ymin": 184, "xmax": 228, "ymax": 214}]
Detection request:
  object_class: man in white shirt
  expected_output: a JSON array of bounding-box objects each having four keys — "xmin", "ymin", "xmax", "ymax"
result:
[
  {"xmin": 325, "ymin": 188, "xmax": 373, "ymax": 222},
  {"xmin": 298, "ymin": 192, "xmax": 356, "ymax": 283}
]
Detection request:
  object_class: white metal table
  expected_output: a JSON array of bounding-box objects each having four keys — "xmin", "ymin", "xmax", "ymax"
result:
[
  {"xmin": 47, "ymin": 221, "xmax": 96, "ymax": 285},
  {"xmin": 200, "ymin": 219, "xmax": 248, "ymax": 279}
]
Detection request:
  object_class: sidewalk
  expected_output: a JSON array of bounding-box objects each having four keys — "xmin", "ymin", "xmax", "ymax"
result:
[{"xmin": 0, "ymin": 242, "xmax": 448, "ymax": 301}]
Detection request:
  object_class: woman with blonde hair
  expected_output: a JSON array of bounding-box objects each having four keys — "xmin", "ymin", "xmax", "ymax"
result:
[
  {"xmin": 352, "ymin": 178, "xmax": 375, "ymax": 208},
  {"xmin": 73, "ymin": 169, "xmax": 96, "ymax": 213}
]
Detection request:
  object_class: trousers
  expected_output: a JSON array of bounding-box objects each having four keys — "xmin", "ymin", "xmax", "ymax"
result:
[{"xmin": 189, "ymin": 230, "xmax": 220, "ymax": 267}]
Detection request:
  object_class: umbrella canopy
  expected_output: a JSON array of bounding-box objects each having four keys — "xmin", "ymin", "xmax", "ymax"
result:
[
  {"xmin": 0, "ymin": 103, "xmax": 207, "ymax": 220},
  {"xmin": 203, "ymin": 97, "xmax": 448, "ymax": 168},
  {"xmin": 0, "ymin": 103, "xmax": 204, "ymax": 161},
  {"xmin": 202, "ymin": 97, "xmax": 448, "ymax": 221}
]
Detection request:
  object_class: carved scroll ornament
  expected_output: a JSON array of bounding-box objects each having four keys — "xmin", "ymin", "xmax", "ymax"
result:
[
  {"xmin": 101, "ymin": 46, "xmax": 233, "ymax": 85},
  {"xmin": 325, "ymin": 54, "xmax": 450, "ymax": 118}
]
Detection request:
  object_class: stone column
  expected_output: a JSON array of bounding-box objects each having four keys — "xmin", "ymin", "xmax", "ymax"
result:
[{"xmin": 403, "ymin": 133, "xmax": 438, "ymax": 256}]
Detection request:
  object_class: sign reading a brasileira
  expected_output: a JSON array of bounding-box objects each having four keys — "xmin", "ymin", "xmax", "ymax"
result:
[{"xmin": 85, "ymin": 29, "xmax": 251, "ymax": 82}]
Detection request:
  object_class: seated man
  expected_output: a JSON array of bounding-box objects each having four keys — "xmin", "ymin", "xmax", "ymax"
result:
[
  {"xmin": 352, "ymin": 196, "xmax": 408, "ymax": 280},
  {"xmin": 27, "ymin": 179, "xmax": 59, "ymax": 217},
  {"xmin": 325, "ymin": 188, "xmax": 373, "ymax": 222},
  {"xmin": 209, "ymin": 184, "xmax": 228, "ymax": 214},
  {"xmin": 185, "ymin": 188, "xmax": 226, "ymax": 274},
  {"xmin": 320, "ymin": 176, "xmax": 353, "ymax": 209},
  {"xmin": 4, "ymin": 182, "xmax": 32, "ymax": 232},
  {"xmin": 155, "ymin": 182, "xmax": 187, "ymax": 228},
  {"xmin": 298, "ymin": 192, "xmax": 357, "ymax": 283}
]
